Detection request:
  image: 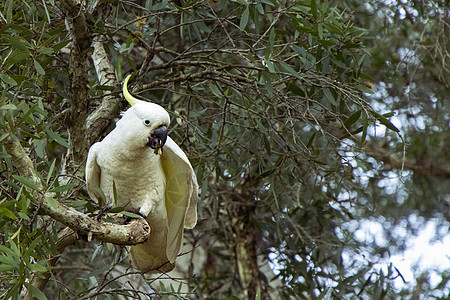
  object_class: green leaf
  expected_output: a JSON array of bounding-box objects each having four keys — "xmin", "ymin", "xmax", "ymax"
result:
[
  {"xmin": 258, "ymin": 168, "xmax": 277, "ymax": 179},
  {"xmin": 5, "ymin": 0, "xmax": 13, "ymax": 23},
  {"xmin": 265, "ymin": 27, "xmax": 275, "ymax": 59},
  {"xmin": 46, "ymin": 159, "xmax": 56, "ymax": 185},
  {"xmin": 17, "ymin": 212, "xmax": 30, "ymax": 220},
  {"xmin": 344, "ymin": 110, "xmax": 362, "ymax": 127},
  {"xmin": 15, "ymin": 108, "xmax": 35, "ymax": 128},
  {"xmin": 260, "ymin": 0, "xmax": 274, "ymax": 5},
  {"xmin": 25, "ymin": 282, "xmax": 48, "ymax": 300},
  {"xmin": 209, "ymin": 82, "xmax": 222, "ymax": 97},
  {"xmin": 108, "ymin": 206, "xmax": 124, "ymax": 213},
  {"xmin": 262, "ymin": 72, "xmax": 274, "ymax": 96},
  {"xmin": 360, "ymin": 116, "xmax": 368, "ymax": 147},
  {"xmin": 122, "ymin": 211, "xmax": 143, "ymax": 219},
  {"xmin": 256, "ymin": 3, "xmax": 264, "ymax": 15},
  {"xmin": 0, "ymin": 74, "xmax": 18, "ymax": 86},
  {"xmin": 34, "ymin": 59, "xmax": 45, "ymax": 75},
  {"xmin": 272, "ymin": 188, "xmax": 280, "ymax": 211},
  {"xmin": 278, "ymin": 60, "xmax": 302, "ymax": 79},
  {"xmin": 318, "ymin": 23, "xmax": 323, "ymax": 39},
  {"xmin": 287, "ymin": 82, "xmax": 304, "ymax": 96},
  {"xmin": 382, "ymin": 112, "xmax": 395, "ymax": 118},
  {"xmin": 357, "ymin": 84, "xmax": 373, "ymax": 94},
  {"xmin": 0, "ymin": 103, "xmax": 17, "ymax": 110},
  {"xmin": 24, "ymin": 236, "xmax": 42, "ymax": 259},
  {"xmin": 307, "ymin": 131, "xmax": 316, "ymax": 148},
  {"xmin": 46, "ymin": 130, "xmax": 70, "ymax": 148},
  {"xmin": 0, "ymin": 207, "xmax": 17, "ymax": 220},
  {"xmin": 4, "ymin": 52, "xmax": 30, "ymax": 70},
  {"xmin": 10, "ymin": 226, "xmax": 21, "ymax": 240},
  {"xmin": 112, "ymin": 180, "xmax": 118, "ymax": 203},
  {"xmin": 7, "ymin": 238, "xmax": 20, "ymax": 260},
  {"xmin": 239, "ymin": 6, "xmax": 249, "ymax": 31},
  {"xmin": 2, "ymin": 34, "xmax": 31, "ymax": 52},
  {"xmin": 357, "ymin": 54, "xmax": 366, "ymax": 68},
  {"xmin": 70, "ymin": 200, "xmax": 88, "ymax": 207},
  {"xmin": 264, "ymin": 60, "xmax": 275, "ymax": 73},
  {"xmin": 0, "ymin": 264, "xmax": 16, "ymax": 272},
  {"xmin": 41, "ymin": 0, "xmax": 51, "ymax": 23},
  {"xmin": 291, "ymin": 44, "xmax": 307, "ymax": 57},
  {"xmin": 33, "ymin": 139, "xmax": 46, "ymax": 159},
  {"xmin": 311, "ymin": 0, "xmax": 317, "ymax": 19},
  {"xmin": 323, "ymin": 88, "xmax": 337, "ymax": 106},
  {"xmin": 0, "ymin": 133, "xmax": 9, "ymax": 142},
  {"xmin": 255, "ymin": 288, "xmax": 261, "ymax": 300},
  {"xmin": 321, "ymin": 56, "xmax": 330, "ymax": 75},
  {"xmin": 312, "ymin": 159, "xmax": 327, "ymax": 165},
  {"xmin": 0, "ymin": 245, "xmax": 18, "ymax": 259},
  {"xmin": 372, "ymin": 111, "xmax": 400, "ymax": 133},
  {"xmin": 28, "ymin": 264, "xmax": 48, "ymax": 272},
  {"xmin": 263, "ymin": 135, "xmax": 271, "ymax": 156},
  {"xmin": 12, "ymin": 175, "xmax": 41, "ymax": 191},
  {"xmin": 38, "ymin": 47, "xmax": 54, "ymax": 55},
  {"xmin": 45, "ymin": 197, "xmax": 58, "ymax": 208},
  {"xmin": 52, "ymin": 40, "xmax": 70, "ymax": 52},
  {"xmin": 152, "ymin": 0, "xmax": 168, "ymax": 10}
]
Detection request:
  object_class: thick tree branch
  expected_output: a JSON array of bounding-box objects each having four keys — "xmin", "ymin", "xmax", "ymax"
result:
[
  {"xmin": 86, "ymin": 35, "xmax": 121, "ymax": 146},
  {"xmin": 86, "ymin": 1, "xmax": 122, "ymax": 146},
  {"xmin": 365, "ymin": 142, "xmax": 450, "ymax": 178},
  {"xmin": 60, "ymin": 0, "xmax": 92, "ymax": 174}
]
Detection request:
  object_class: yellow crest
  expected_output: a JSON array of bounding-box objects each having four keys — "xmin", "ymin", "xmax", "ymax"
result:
[{"xmin": 123, "ymin": 75, "xmax": 136, "ymax": 106}]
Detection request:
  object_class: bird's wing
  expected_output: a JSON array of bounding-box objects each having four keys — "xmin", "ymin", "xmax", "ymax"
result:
[
  {"xmin": 85, "ymin": 143, "xmax": 102, "ymax": 202},
  {"xmin": 161, "ymin": 137, "xmax": 198, "ymax": 262}
]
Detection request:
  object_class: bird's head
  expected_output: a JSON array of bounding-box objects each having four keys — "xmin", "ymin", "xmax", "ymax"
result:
[{"xmin": 119, "ymin": 75, "xmax": 170, "ymax": 153}]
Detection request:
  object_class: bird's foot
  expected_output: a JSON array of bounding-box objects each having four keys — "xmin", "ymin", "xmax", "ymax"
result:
[
  {"xmin": 96, "ymin": 204, "xmax": 112, "ymax": 221},
  {"xmin": 123, "ymin": 210, "xmax": 146, "ymax": 224}
]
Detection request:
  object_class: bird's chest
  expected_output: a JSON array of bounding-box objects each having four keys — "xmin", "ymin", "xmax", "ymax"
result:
[{"xmin": 97, "ymin": 150, "xmax": 167, "ymax": 216}]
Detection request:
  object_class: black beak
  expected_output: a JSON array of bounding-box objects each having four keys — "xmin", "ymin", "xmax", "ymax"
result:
[{"xmin": 147, "ymin": 125, "xmax": 168, "ymax": 150}]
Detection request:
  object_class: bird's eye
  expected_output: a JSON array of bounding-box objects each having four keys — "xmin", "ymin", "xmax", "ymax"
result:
[{"xmin": 143, "ymin": 119, "xmax": 151, "ymax": 126}]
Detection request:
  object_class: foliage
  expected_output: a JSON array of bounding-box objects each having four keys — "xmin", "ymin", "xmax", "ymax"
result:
[{"xmin": 0, "ymin": 0, "xmax": 448, "ymax": 299}]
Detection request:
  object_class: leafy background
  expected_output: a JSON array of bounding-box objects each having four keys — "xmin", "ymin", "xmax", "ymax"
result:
[{"xmin": 0, "ymin": 0, "xmax": 448, "ymax": 299}]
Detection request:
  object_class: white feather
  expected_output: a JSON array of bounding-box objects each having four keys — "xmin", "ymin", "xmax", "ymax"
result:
[{"xmin": 86, "ymin": 99, "xmax": 197, "ymax": 273}]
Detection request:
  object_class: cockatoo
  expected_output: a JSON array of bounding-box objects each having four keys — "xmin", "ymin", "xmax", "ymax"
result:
[{"xmin": 85, "ymin": 75, "xmax": 198, "ymax": 273}]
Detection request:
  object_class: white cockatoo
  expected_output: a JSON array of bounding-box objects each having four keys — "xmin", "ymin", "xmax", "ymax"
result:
[{"xmin": 85, "ymin": 75, "xmax": 198, "ymax": 273}]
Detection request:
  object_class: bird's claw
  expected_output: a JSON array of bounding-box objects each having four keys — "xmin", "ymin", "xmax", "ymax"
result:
[
  {"xmin": 96, "ymin": 204, "xmax": 113, "ymax": 221},
  {"xmin": 123, "ymin": 210, "xmax": 146, "ymax": 224}
]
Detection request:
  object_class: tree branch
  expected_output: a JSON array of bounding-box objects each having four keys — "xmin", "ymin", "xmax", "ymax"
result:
[
  {"xmin": 86, "ymin": 1, "xmax": 122, "ymax": 146},
  {"xmin": 365, "ymin": 142, "xmax": 450, "ymax": 178},
  {"xmin": 60, "ymin": 0, "xmax": 92, "ymax": 173},
  {"xmin": 229, "ymin": 176, "xmax": 261, "ymax": 299}
]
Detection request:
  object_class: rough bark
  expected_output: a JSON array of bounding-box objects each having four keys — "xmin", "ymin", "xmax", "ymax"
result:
[
  {"xmin": 229, "ymin": 177, "xmax": 261, "ymax": 300},
  {"xmin": 60, "ymin": 0, "xmax": 92, "ymax": 175},
  {"xmin": 86, "ymin": 1, "xmax": 122, "ymax": 146}
]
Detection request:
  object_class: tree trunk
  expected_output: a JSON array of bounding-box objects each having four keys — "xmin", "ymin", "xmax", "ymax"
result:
[{"xmin": 230, "ymin": 177, "xmax": 261, "ymax": 300}]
